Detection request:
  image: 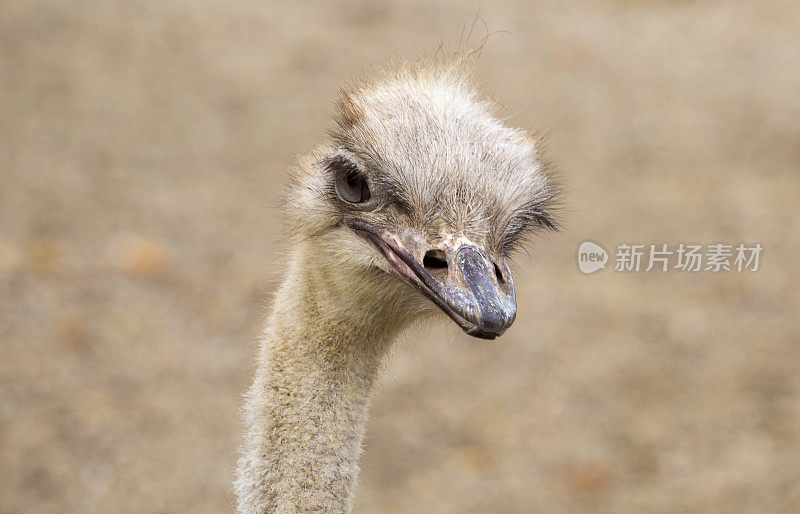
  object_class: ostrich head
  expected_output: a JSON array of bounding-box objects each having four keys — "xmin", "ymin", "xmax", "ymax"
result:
[{"xmin": 287, "ymin": 61, "xmax": 559, "ymax": 340}]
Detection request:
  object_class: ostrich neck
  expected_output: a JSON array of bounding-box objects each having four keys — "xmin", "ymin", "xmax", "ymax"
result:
[{"xmin": 235, "ymin": 248, "xmax": 401, "ymax": 513}]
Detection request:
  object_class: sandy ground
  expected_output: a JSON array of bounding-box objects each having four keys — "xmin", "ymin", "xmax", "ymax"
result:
[{"xmin": 1, "ymin": 0, "xmax": 799, "ymax": 512}]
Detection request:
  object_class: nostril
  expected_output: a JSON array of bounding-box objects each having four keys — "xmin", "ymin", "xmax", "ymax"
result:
[
  {"xmin": 494, "ymin": 262, "xmax": 504, "ymax": 283},
  {"xmin": 423, "ymin": 249, "xmax": 448, "ymax": 270}
]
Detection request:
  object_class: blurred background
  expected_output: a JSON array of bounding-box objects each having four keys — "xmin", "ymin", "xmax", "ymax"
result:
[{"xmin": 1, "ymin": 0, "xmax": 799, "ymax": 512}]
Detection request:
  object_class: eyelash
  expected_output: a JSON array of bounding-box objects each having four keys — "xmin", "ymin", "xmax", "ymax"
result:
[{"xmin": 498, "ymin": 211, "xmax": 557, "ymax": 253}]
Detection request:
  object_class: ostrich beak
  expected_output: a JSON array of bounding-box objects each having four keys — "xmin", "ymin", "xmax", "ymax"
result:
[{"xmin": 348, "ymin": 220, "xmax": 517, "ymax": 339}]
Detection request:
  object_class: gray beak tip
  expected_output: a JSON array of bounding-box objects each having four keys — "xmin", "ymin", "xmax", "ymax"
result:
[{"xmin": 451, "ymin": 246, "xmax": 517, "ymax": 338}]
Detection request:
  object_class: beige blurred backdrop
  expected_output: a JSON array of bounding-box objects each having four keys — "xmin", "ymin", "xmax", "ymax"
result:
[{"xmin": 1, "ymin": 0, "xmax": 799, "ymax": 512}]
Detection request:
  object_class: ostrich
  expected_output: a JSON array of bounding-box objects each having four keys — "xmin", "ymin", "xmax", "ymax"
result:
[{"xmin": 234, "ymin": 57, "xmax": 560, "ymax": 513}]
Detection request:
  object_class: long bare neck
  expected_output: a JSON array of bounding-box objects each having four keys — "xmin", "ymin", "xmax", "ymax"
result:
[{"xmin": 235, "ymin": 247, "xmax": 401, "ymax": 513}]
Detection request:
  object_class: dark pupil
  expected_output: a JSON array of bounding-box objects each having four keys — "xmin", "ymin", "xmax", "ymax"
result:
[
  {"xmin": 335, "ymin": 168, "xmax": 370, "ymax": 204},
  {"xmin": 331, "ymin": 156, "xmax": 370, "ymax": 204}
]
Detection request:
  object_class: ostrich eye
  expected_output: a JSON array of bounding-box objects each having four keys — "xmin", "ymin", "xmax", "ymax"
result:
[{"xmin": 334, "ymin": 162, "xmax": 371, "ymax": 204}]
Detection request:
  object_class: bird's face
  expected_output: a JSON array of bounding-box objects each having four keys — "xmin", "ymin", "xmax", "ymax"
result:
[{"xmin": 289, "ymin": 70, "xmax": 559, "ymax": 339}]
